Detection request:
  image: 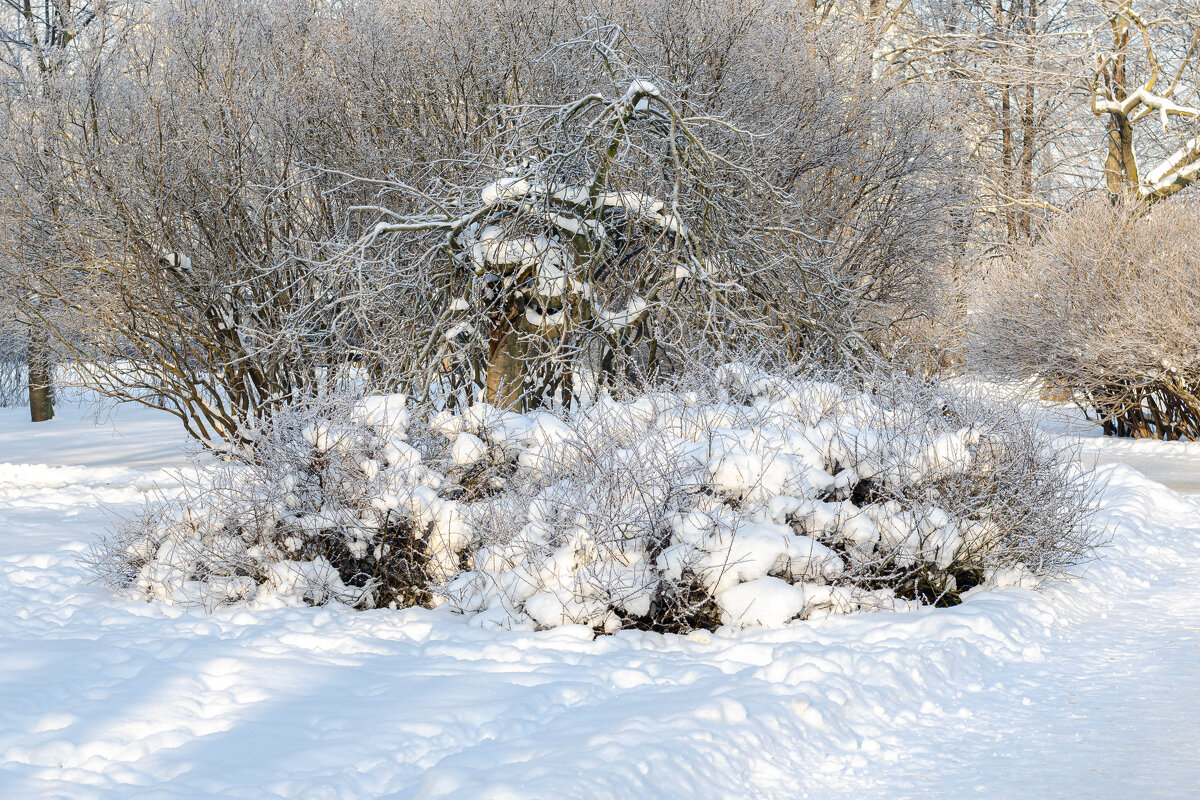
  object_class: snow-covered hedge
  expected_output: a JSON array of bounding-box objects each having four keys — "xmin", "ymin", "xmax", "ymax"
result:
[{"xmin": 95, "ymin": 365, "xmax": 1100, "ymax": 631}]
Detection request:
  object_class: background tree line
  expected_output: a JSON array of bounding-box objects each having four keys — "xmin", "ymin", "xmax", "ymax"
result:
[{"xmin": 0, "ymin": 0, "xmax": 1197, "ymax": 440}]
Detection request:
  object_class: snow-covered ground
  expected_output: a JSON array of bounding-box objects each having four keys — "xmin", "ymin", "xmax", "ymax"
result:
[
  {"xmin": 1042, "ymin": 398, "xmax": 1200, "ymax": 494},
  {"xmin": 1, "ymin": 402, "xmax": 1198, "ymax": 799}
]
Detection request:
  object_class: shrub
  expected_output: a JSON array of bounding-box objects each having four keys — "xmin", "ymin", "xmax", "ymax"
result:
[
  {"xmin": 971, "ymin": 198, "xmax": 1200, "ymax": 439},
  {"xmin": 438, "ymin": 364, "xmax": 1101, "ymax": 631},
  {"xmin": 92, "ymin": 395, "xmax": 469, "ymax": 610},
  {"xmin": 94, "ymin": 364, "xmax": 1101, "ymax": 631}
]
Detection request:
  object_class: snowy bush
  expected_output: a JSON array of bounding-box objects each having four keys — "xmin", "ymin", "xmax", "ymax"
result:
[
  {"xmin": 437, "ymin": 364, "xmax": 1101, "ymax": 631},
  {"xmin": 93, "ymin": 395, "xmax": 470, "ymax": 609},
  {"xmin": 95, "ymin": 364, "xmax": 1100, "ymax": 631}
]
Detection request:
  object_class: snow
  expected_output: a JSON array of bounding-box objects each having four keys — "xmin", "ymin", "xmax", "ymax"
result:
[
  {"xmin": 450, "ymin": 431, "xmax": 487, "ymax": 466},
  {"xmin": 355, "ymin": 393, "xmax": 410, "ymax": 438},
  {"xmin": 595, "ymin": 190, "xmax": 664, "ymax": 215},
  {"xmin": 443, "ymin": 321, "xmax": 475, "ymax": 340},
  {"xmin": 473, "ymin": 232, "xmax": 561, "ymax": 270},
  {"xmin": 718, "ymin": 576, "xmax": 806, "ymax": 627},
  {"xmin": 159, "ymin": 251, "xmax": 192, "ymax": 273},
  {"xmin": 480, "ymin": 176, "xmax": 531, "ymax": 206},
  {"xmin": 597, "ymin": 295, "xmax": 648, "ymax": 334},
  {"xmin": 621, "ymin": 79, "xmax": 661, "ymax": 105},
  {"xmin": 1145, "ymin": 135, "xmax": 1200, "ymax": 186},
  {"xmin": 2, "ymin": 400, "xmax": 1200, "ymax": 797}
]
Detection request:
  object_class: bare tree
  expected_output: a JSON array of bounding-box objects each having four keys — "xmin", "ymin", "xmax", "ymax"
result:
[
  {"xmin": 332, "ymin": 51, "xmax": 850, "ymax": 411},
  {"xmin": 0, "ymin": 0, "xmax": 113, "ymax": 421},
  {"xmin": 882, "ymin": 0, "xmax": 1102, "ymax": 246},
  {"xmin": 1090, "ymin": 0, "xmax": 1200, "ymax": 202},
  {"xmin": 0, "ymin": 0, "xmax": 966, "ymax": 443}
]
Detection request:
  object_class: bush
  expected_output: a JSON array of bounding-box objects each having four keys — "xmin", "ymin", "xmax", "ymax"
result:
[
  {"xmin": 93, "ymin": 395, "xmax": 469, "ymax": 610},
  {"xmin": 94, "ymin": 364, "xmax": 1101, "ymax": 631},
  {"xmin": 971, "ymin": 198, "xmax": 1200, "ymax": 439},
  {"xmin": 439, "ymin": 364, "xmax": 1100, "ymax": 631}
]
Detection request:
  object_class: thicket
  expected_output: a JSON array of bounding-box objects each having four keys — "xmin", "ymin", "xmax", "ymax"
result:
[
  {"xmin": 972, "ymin": 199, "xmax": 1200, "ymax": 440},
  {"xmin": 93, "ymin": 364, "xmax": 1101, "ymax": 631}
]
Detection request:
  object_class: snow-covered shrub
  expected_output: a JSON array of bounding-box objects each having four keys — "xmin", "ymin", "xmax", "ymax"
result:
[
  {"xmin": 437, "ymin": 363, "xmax": 1101, "ymax": 632},
  {"xmin": 92, "ymin": 395, "xmax": 470, "ymax": 609},
  {"xmin": 437, "ymin": 401, "xmax": 720, "ymax": 631},
  {"xmin": 94, "ymin": 364, "xmax": 1100, "ymax": 631}
]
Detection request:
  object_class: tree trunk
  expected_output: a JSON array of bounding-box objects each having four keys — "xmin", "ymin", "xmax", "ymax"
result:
[
  {"xmin": 28, "ymin": 324, "xmax": 53, "ymax": 422},
  {"xmin": 1000, "ymin": 85, "xmax": 1018, "ymax": 243},
  {"xmin": 1017, "ymin": 0, "xmax": 1037, "ymax": 238},
  {"xmin": 484, "ymin": 309, "xmax": 530, "ymax": 411},
  {"xmin": 1104, "ymin": 112, "xmax": 1137, "ymax": 200},
  {"xmin": 1103, "ymin": 22, "xmax": 1135, "ymax": 202}
]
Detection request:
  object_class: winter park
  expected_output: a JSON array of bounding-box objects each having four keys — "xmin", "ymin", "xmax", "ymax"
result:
[{"xmin": 2, "ymin": 0, "xmax": 1200, "ymax": 798}]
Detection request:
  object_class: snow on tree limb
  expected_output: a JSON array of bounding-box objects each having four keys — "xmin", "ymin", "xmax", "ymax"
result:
[
  {"xmin": 324, "ymin": 72, "xmax": 844, "ymax": 411},
  {"xmin": 1091, "ymin": 1, "xmax": 1200, "ymax": 203}
]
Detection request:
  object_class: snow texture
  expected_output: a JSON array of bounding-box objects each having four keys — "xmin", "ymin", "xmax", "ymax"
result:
[{"xmin": 1, "ymin": 399, "xmax": 1199, "ymax": 797}]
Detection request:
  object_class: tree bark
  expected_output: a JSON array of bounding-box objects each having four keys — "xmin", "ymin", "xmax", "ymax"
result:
[
  {"xmin": 28, "ymin": 324, "xmax": 53, "ymax": 422},
  {"xmin": 484, "ymin": 307, "xmax": 530, "ymax": 411},
  {"xmin": 1017, "ymin": 0, "xmax": 1037, "ymax": 238},
  {"xmin": 1102, "ymin": 18, "xmax": 1136, "ymax": 201}
]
